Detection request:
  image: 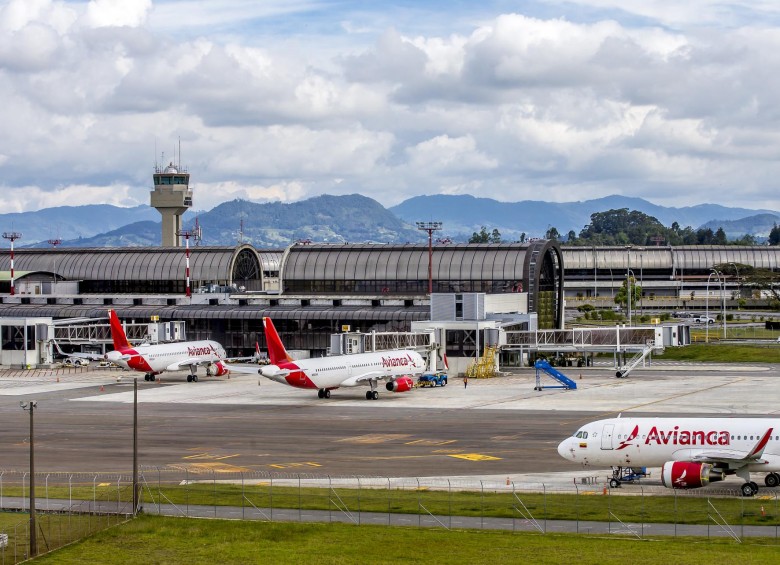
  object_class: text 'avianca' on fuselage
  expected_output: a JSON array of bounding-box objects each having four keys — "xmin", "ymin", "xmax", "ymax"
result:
[
  {"xmin": 258, "ymin": 317, "xmax": 426, "ymax": 400},
  {"xmin": 104, "ymin": 309, "xmax": 229, "ymax": 382},
  {"xmin": 558, "ymin": 416, "xmax": 780, "ymax": 497}
]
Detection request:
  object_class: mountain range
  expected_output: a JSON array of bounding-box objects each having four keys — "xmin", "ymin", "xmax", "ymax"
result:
[{"xmin": 12, "ymin": 194, "xmax": 779, "ymax": 248}]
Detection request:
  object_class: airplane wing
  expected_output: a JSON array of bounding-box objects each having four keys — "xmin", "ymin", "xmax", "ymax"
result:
[
  {"xmin": 52, "ymin": 341, "xmax": 104, "ymax": 361},
  {"xmin": 339, "ymin": 371, "xmax": 393, "ymax": 387},
  {"xmin": 224, "ymin": 364, "xmax": 264, "ymax": 375},
  {"xmin": 687, "ymin": 428, "xmax": 773, "ymax": 467},
  {"xmin": 165, "ymin": 358, "xmax": 214, "ymax": 372}
]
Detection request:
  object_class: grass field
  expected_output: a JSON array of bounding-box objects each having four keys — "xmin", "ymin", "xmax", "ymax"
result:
[
  {"xmin": 28, "ymin": 515, "xmax": 780, "ymax": 564},
  {"xmin": 654, "ymin": 343, "xmax": 780, "ymax": 363},
  {"xmin": 3, "ymin": 483, "xmax": 779, "ymax": 528}
]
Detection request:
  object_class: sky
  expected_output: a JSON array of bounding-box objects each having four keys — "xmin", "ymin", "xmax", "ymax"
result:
[{"xmin": 2, "ymin": 0, "xmax": 780, "ymax": 214}]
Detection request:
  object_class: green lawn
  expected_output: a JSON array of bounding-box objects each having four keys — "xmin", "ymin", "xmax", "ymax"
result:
[
  {"xmin": 4, "ymin": 483, "xmax": 779, "ymax": 528},
  {"xmin": 654, "ymin": 343, "xmax": 780, "ymax": 363},
  {"xmin": 30, "ymin": 515, "xmax": 780, "ymax": 564}
]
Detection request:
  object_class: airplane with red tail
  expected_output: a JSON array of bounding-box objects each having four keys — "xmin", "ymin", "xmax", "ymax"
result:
[
  {"xmin": 258, "ymin": 317, "xmax": 426, "ymax": 399},
  {"xmin": 558, "ymin": 416, "xmax": 780, "ymax": 497},
  {"xmin": 104, "ymin": 309, "xmax": 230, "ymax": 382}
]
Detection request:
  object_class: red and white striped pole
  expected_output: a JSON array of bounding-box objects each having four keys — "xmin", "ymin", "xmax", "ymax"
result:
[
  {"xmin": 185, "ymin": 234, "xmax": 191, "ymax": 297},
  {"xmin": 3, "ymin": 232, "xmax": 22, "ymax": 296},
  {"xmin": 177, "ymin": 229, "xmax": 195, "ymax": 298}
]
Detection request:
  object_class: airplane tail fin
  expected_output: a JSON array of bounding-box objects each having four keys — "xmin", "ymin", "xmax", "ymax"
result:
[
  {"xmin": 263, "ymin": 317, "xmax": 293, "ymax": 365},
  {"xmin": 108, "ymin": 309, "xmax": 131, "ymax": 351}
]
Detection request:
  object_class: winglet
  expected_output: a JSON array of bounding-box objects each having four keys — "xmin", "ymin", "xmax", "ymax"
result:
[
  {"xmin": 108, "ymin": 309, "xmax": 131, "ymax": 351},
  {"xmin": 748, "ymin": 428, "xmax": 774, "ymax": 459},
  {"xmin": 263, "ymin": 317, "xmax": 293, "ymax": 364}
]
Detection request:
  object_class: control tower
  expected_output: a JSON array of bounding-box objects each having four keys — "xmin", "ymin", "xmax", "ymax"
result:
[{"xmin": 150, "ymin": 161, "xmax": 192, "ymax": 247}]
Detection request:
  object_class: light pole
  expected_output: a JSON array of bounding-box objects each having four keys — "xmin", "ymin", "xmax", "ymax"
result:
[
  {"xmin": 20, "ymin": 400, "xmax": 37, "ymax": 558},
  {"xmin": 3, "ymin": 232, "xmax": 22, "ymax": 295},
  {"xmin": 713, "ymin": 269, "xmax": 726, "ymax": 339},
  {"xmin": 729, "ymin": 262, "xmax": 740, "ymax": 302},
  {"xmin": 705, "ymin": 270, "xmax": 725, "ymax": 342},
  {"xmin": 47, "ymin": 238, "xmax": 62, "ymax": 293},
  {"xmin": 416, "ymin": 222, "xmax": 442, "ymax": 295},
  {"xmin": 625, "ymin": 246, "xmax": 632, "ymax": 325}
]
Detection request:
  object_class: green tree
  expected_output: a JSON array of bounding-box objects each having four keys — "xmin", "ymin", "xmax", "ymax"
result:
[
  {"xmin": 469, "ymin": 226, "xmax": 501, "ymax": 243},
  {"xmin": 713, "ymin": 227, "xmax": 728, "ymax": 245},
  {"xmin": 545, "ymin": 226, "xmax": 560, "ymax": 240},
  {"xmin": 769, "ymin": 223, "xmax": 780, "ymax": 246},
  {"xmin": 614, "ymin": 276, "xmax": 642, "ymax": 309}
]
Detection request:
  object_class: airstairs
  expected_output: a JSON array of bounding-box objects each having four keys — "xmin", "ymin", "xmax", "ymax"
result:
[
  {"xmin": 533, "ymin": 359, "xmax": 577, "ymax": 391},
  {"xmin": 615, "ymin": 345, "xmax": 655, "ymax": 378}
]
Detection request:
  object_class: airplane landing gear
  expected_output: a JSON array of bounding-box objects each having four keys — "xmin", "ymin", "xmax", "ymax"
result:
[
  {"xmin": 186, "ymin": 374, "xmax": 198, "ymax": 382},
  {"xmin": 144, "ymin": 373, "xmax": 155, "ymax": 382},
  {"xmin": 609, "ymin": 466, "xmax": 622, "ymax": 488},
  {"xmin": 741, "ymin": 482, "xmax": 758, "ymax": 497},
  {"xmin": 765, "ymin": 472, "xmax": 780, "ymax": 488},
  {"xmin": 365, "ymin": 390, "xmax": 379, "ymax": 400},
  {"xmin": 318, "ymin": 389, "xmax": 330, "ymax": 399}
]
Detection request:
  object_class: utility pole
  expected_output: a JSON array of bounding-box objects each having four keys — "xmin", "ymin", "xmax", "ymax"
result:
[
  {"xmin": 133, "ymin": 378, "xmax": 139, "ymax": 514},
  {"xmin": 177, "ymin": 228, "xmax": 200, "ymax": 297},
  {"xmin": 20, "ymin": 400, "xmax": 37, "ymax": 558},
  {"xmin": 416, "ymin": 222, "xmax": 442, "ymax": 295}
]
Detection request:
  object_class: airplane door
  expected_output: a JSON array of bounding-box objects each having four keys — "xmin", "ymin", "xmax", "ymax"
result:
[{"xmin": 601, "ymin": 424, "xmax": 615, "ymax": 450}]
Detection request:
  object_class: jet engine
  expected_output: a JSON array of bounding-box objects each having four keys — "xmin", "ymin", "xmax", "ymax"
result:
[
  {"xmin": 386, "ymin": 376, "xmax": 414, "ymax": 393},
  {"xmin": 661, "ymin": 461, "xmax": 724, "ymax": 490},
  {"xmin": 208, "ymin": 361, "xmax": 229, "ymax": 377}
]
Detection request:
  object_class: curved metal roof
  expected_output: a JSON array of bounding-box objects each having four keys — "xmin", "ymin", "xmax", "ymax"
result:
[
  {"xmin": 562, "ymin": 246, "xmax": 780, "ymax": 271},
  {"xmin": 0, "ymin": 246, "xmax": 283, "ymax": 282},
  {"xmin": 0, "ymin": 304, "xmax": 430, "ymax": 322},
  {"xmin": 281, "ymin": 243, "xmax": 543, "ymax": 282}
]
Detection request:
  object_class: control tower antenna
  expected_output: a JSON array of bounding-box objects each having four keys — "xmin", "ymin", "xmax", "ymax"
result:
[{"xmin": 150, "ymin": 142, "xmax": 192, "ymax": 247}]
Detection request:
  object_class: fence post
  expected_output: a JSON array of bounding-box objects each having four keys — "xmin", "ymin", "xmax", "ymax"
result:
[
  {"xmin": 387, "ymin": 478, "xmax": 391, "ymax": 526},
  {"xmin": 69, "ymin": 474, "xmax": 73, "ymax": 532},
  {"xmin": 480, "ymin": 481, "xmax": 484, "ymax": 530},
  {"xmin": 45, "ymin": 474, "xmax": 50, "ymax": 512},
  {"xmin": 448, "ymin": 479, "xmax": 452, "ymax": 530},
  {"xmin": 543, "ymin": 483, "xmax": 547, "ymax": 533},
  {"xmin": 157, "ymin": 467, "xmax": 162, "ymax": 516},
  {"xmin": 673, "ymin": 489, "xmax": 677, "ymax": 537},
  {"xmin": 640, "ymin": 486, "xmax": 644, "ymax": 538},
  {"xmin": 574, "ymin": 483, "xmax": 579, "ymax": 534},
  {"xmin": 329, "ymin": 476, "xmax": 333, "ymax": 523},
  {"xmin": 417, "ymin": 478, "xmax": 421, "ymax": 528},
  {"xmin": 298, "ymin": 474, "xmax": 302, "ymax": 523},
  {"xmin": 0, "ymin": 470, "xmax": 3, "ymax": 509},
  {"xmin": 357, "ymin": 477, "xmax": 362, "ymax": 525},
  {"xmin": 186, "ymin": 469, "xmax": 190, "ymax": 517},
  {"xmin": 270, "ymin": 474, "xmax": 273, "ymax": 522},
  {"xmin": 213, "ymin": 471, "xmax": 217, "ymax": 518},
  {"xmin": 241, "ymin": 472, "xmax": 245, "ymax": 521}
]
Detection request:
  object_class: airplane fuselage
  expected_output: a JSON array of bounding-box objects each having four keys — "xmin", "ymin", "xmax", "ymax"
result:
[
  {"xmin": 558, "ymin": 417, "xmax": 780, "ymax": 473},
  {"xmin": 107, "ymin": 340, "xmax": 227, "ymax": 374},
  {"xmin": 264, "ymin": 350, "xmax": 425, "ymax": 389}
]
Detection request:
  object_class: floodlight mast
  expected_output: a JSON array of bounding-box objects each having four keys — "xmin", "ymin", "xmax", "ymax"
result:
[
  {"xmin": 416, "ymin": 222, "xmax": 442, "ymax": 295},
  {"xmin": 3, "ymin": 232, "xmax": 22, "ymax": 296}
]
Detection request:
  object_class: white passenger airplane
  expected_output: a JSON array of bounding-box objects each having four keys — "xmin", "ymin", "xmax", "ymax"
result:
[
  {"xmin": 105, "ymin": 309, "xmax": 230, "ymax": 382},
  {"xmin": 257, "ymin": 317, "xmax": 426, "ymax": 399},
  {"xmin": 558, "ymin": 416, "xmax": 780, "ymax": 497}
]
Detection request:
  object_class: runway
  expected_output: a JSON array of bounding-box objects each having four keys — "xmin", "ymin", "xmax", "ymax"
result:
[{"xmin": 0, "ymin": 363, "xmax": 778, "ymax": 478}]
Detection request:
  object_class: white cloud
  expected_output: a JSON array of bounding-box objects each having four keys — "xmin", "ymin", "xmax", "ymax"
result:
[{"xmin": 0, "ymin": 0, "xmax": 779, "ymax": 214}]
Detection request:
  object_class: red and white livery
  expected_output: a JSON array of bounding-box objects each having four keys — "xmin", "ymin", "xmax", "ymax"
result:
[
  {"xmin": 105, "ymin": 309, "xmax": 229, "ymax": 382},
  {"xmin": 558, "ymin": 416, "xmax": 780, "ymax": 497},
  {"xmin": 258, "ymin": 317, "xmax": 425, "ymax": 400}
]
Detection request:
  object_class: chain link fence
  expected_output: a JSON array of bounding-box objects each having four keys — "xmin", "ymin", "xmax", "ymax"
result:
[{"xmin": 1, "ymin": 468, "xmax": 779, "ymax": 562}]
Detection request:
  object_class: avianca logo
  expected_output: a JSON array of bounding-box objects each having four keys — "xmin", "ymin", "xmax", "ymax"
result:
[
  {"xmin": 645, "ymin": 426, "xmax": 730, "ymax": 446},
  {"xmin": 674, "ymin": 469, "xmax": 688, "ymax": 486},
  {"xmin": 188, "ymin": 345, "xmax": 216, "ymax": 357},
  {"xmin": 382, "ymin": 354, "xmax": 415, "ymax": 368},
  {"xmin": 616, "ymin": 425, "xmax": 639, "ymax": 450}
]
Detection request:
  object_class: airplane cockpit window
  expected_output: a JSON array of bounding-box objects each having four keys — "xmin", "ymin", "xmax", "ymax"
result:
[
  {"xmin": 575, "ymin": 431, "xmax": 583, "ymax": 438},
  {"xmin": 582, "ymin": 432, "xmax": 588, "ymax": 439}
]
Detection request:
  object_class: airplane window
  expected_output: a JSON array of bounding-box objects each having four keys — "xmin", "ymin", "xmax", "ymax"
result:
[
  {"xmin": 737, "ymin": 436, "xmax": 741, "ymax": 440},
  {"xmin": 575, "ymin": 432, "xmax": 582, "ymax": 438},
  {"xmin": 583, "ymin": 432, "xmax": 588, "ymax": 439}
]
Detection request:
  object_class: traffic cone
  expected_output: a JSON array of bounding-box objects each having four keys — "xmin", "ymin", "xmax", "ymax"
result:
[
  {"xmin": 603, "ymin": 485, "xmax": 607, "ymax": 495},
  {"xmin": 56, "ymin": 377, "xmax": 59, "ymax": 383},
  {"xmin": 99, "ymin": 385, "xmax": 104, "ymax": 392},
  {"xmin": 762, "ymin": 506, "xmax": 766, "ymax": 517},
  {"xmin": 506, "ymin": 476, "xmax": 510, "ymax": 486}
]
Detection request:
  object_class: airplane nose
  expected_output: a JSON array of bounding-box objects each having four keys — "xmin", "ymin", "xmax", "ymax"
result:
[{"xmin": 557, "ymin": 439, "xmax": 572, "ymax": 460}]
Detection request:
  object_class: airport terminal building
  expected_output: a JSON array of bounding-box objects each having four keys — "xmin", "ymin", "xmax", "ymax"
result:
[{"xmin": 0, "ymin": 240, "xmax": 564, "ymax": 362}]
